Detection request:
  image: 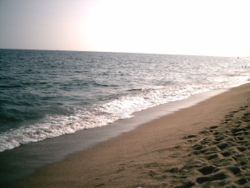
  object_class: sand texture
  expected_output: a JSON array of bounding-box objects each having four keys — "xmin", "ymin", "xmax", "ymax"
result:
[
  {"xmin": 15, "ymin": 83, "xmax": 250, "ymax": 188},
  {"xmin": 157, "ymin": 103, "xmax": 250, "ymax": 187}
]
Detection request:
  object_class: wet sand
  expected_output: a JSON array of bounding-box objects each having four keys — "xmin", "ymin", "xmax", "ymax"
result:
[{"xmin": 15, "ymin": 83, "xmax": 250, "ymax": 188}]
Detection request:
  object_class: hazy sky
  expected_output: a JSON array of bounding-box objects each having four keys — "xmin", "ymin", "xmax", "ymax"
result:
[{"xmin": 0, "ymin": 0, "xmax": 250, "ymax": 56}]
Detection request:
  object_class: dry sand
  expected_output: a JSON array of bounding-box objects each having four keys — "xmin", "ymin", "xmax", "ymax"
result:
[{"xmin": 15, "ymin": 83, "xmax": 250, "ymax": 188}]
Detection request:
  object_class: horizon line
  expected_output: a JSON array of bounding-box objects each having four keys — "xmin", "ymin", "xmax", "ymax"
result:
[{"xmin": 0, "ymin": 47, "xmax": 243, "ymax": 58}]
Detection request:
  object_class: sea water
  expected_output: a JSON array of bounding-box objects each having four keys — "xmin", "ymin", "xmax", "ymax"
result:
[{"xmin": 0, "ymin": 49, "xmax": 249, "ymax": 152}]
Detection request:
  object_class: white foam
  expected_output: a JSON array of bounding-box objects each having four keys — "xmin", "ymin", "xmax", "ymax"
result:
[{"xmin": 0, "ymin": 75, "xmax": 249, "ymax": 152}]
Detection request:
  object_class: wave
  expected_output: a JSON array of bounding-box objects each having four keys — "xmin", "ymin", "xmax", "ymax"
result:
[
  {"xmin": 0, "ymin": 84, "xmax": 23, "ymax": 89},
  {"xmin": 0, "ymin": 75, "xmax": 249, "ymax": 152}
]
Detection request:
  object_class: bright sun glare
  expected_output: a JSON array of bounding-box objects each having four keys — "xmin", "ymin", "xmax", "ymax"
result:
[
  {"xmin": 80, "ymin": 0, "xmax": 250, "ymax": 56},
  {"xmin": 1, "ymin": 0, "xmax": 249, "ymax": 56}
]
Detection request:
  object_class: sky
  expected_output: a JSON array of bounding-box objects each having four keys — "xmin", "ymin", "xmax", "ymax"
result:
[{"xmin": 0, "ymin": 0, "xmax": 250, "ymax": 56}]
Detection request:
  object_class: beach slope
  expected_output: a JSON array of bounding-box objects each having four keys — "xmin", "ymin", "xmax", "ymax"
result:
[{"xmin": 15, "ymin": 83, "xmax": 250, "ymax": 187}]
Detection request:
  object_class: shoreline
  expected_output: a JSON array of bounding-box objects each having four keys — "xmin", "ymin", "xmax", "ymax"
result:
[
  {"xmin": 0, "ymin": 88, "xmax": 226, "ymax": 186},
  {"xmin": 14, "ymin": 83, "xmax": 250, "ymax": 187}
]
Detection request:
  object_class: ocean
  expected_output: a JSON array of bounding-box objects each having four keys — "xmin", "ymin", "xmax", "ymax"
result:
[{"xmin": 0, "ymin": 49, "xmax": 250, "ymax": 153}]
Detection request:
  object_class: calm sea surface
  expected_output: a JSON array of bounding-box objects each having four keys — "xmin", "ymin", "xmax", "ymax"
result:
[{"xmin": 0, "ymin": 49, "xmax": 249, "ymax": 152}]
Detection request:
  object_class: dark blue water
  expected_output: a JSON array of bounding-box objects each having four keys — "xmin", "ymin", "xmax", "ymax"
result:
[{"xmin": 0, "ymin": 49, "xmax": 249, "ymax": 152}]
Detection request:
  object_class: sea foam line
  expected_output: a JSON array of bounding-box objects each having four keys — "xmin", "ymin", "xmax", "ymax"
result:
[{"xmin": 0, "ymin": 76, "xmax": 249, "ymax": 152}]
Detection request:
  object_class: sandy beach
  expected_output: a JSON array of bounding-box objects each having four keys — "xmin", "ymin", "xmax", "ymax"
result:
[{"xmin": 14, "ymin": 83, "xmax": 250, "ymax": 188}]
